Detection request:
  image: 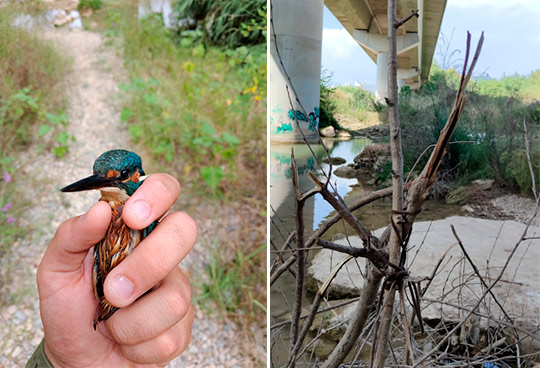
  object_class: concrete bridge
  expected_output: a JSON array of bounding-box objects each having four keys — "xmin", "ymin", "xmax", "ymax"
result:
[
  {"xmin": 270, "ymin": 0, "xmax": 447, "ymax": 143},
  {"xmin": 326, "ymin": 0, "xmax": 447, "ymax": 99}
]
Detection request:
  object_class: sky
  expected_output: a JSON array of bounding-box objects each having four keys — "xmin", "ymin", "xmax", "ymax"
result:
[{"xmin": 321, "ymin": 0, "xmax": 540, "ymax": 88}]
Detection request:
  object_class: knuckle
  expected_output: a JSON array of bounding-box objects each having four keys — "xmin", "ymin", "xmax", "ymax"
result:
[
  {"xmin": 167, "ymin": 212, "xmax": 198, "ymax": 248},
  {"xmin": 157, "ymin": 333, "xmax": 180, "ymax": 361},
  {"xmin": 109, "ymin": 315, "xmax": 152, "ymax": 345},
  {"xmin": 166, "ymin": 286, "xmax": 190, "ymax": 321},
  {"xmin": 143, "ymin": 252, "xmax": 169, "ymax": 281}
]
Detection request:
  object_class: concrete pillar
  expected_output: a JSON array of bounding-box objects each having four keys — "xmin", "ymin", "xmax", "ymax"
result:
[
  {"xmin": 353, "ymin": 30, "xmax": 419, "ymax": 100},
  {"xmin": 270, "ymin": 0, "xmax": 323, "ymax": 143},
  {"xmin": 376, "ymin": 52, "xmax": 389, "ymax": 101}
]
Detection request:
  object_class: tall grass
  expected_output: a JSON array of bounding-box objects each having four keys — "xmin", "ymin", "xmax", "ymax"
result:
[
  {"xmin": 174, "ymin": 0, "xmax": 266, "ymax": 47},
  {"xmin": 0, "ymin": 4, "xmax": 70, "ymax": 305},
  {"xmin": 0, "ymin": 5, "xmax": 70, "ymax": 152},
  {"xmin": 105, "ymin": 7, "xmax": 266, "ymax": 199}
]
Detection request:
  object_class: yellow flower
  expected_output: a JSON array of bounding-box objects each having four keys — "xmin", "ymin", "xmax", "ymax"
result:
[{"xmin": 183, "ymin": 62, "xmax": 195, "ymax": 73}]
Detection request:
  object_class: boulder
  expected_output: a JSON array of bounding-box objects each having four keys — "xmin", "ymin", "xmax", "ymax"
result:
[
  {"xmin": 353, "ymin": 143, "xmax": 390, "ymax": 168},
  {"xmin": 322, "ymin": 157, "xmax": 346, "ymax": 165},
  {"xmin": 333, "ymin": 165, "xmax": 358, "ymax": 179},
  {"xmin": 320, "ymin": 126, "xmax": 336, "ymax": 138},
  {"xmin": 337, "ymin": 130, "xmax": 352, "ymax": 140}
]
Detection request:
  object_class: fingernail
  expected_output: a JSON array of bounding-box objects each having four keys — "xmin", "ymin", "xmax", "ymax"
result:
[
  {"xmin": 132, "ymin": 200, "xmax": 151, "ymax": 221},
  {"xmin": 111, "ymin": 275, "xmax": 134, "ymax": 302}
]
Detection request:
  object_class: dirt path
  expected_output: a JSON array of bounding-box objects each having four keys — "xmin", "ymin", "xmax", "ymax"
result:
[{"xmin": 0, "ymin": 28, "xmax": 250, "ymax": 367}]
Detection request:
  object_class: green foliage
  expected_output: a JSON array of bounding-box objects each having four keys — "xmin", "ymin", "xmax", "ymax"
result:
[
  {"xmin": 78, "ymin": 0, "xmax": 103, "ymax": 11},
  {"xmin": 319, "ymin": 69, "xmax": 339, "ymax": 130},
  {"xmin": 328, "ymin": 84, "xmax": 381, "ymax": 128},
  {"xmin": 173, "ymin": 0, "xmax": 266, "ymax": 47},
  {"xmin": 114, "ymin": 8, "xmax": 265, "ymax": 197},
  {"xmin": 0, "ymin": 6, "xmax": 71, "ymax": 157},
  {"xmin": 399, "ymin": 68, "xmax": 540, "ymax": 195},
  {"xmin": 197, "ymin": 240, "xmax": 266, "ymax": 317}
]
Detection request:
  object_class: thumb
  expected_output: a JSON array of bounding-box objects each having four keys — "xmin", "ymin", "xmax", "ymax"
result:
[{"xmin": 39, "ymin": 201, "xmax": 111, "ymax": 276}]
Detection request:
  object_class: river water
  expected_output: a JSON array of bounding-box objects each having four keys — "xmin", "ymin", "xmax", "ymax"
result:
[{"xmin": 270, "ymin": 137, "xmax": 465, "ymax": 365}]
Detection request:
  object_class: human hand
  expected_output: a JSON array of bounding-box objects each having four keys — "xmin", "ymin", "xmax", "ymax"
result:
[{"xmin": 37, "ymin": 174, "xmax": 197, "ymax": 367}]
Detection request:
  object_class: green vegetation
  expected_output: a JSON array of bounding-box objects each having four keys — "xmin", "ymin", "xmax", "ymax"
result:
[
  {"xmin": 322, "ymin": 82, "xmax": 381, "ymax": 129},
  {"xmin": 0, "ymin": 6, "xmax": 70, "ymax": 303},
  {"xmin": 398, "ymin": 66, "xmax": 540, "ymax": 196},
  {"xmin": 78, "ymin": 0, "xmax": 103, "ymax": 11},
  {"xmin": 90, "ymin": 2, "xmax": 267, "ymax": 331},
  {"xmin": 103, "ymin": 8, "xmax": 266, "ymax": 199},
  {"xmin": 198, "ymin": 240, "xmax": 266, "ymax": 317},
  {"xmin": 173, "ymin": 0, "xmax": 266, "ymax": 47},
  {"xmin": 0, "ymin": 7, "xmax": 72, "ymax": 159},
  {"xmin": 319, "ymin": 69, "xmax": 339, "ymax": 130}
]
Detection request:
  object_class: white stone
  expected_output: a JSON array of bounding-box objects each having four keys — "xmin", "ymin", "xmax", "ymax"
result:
[
  {"xmin": 69, "ymin": 10, "xmax": 81, "ymax": 19},
  {"xmin": 308, "ymin": 216, "xmax": 540, "ymax": 324},
  {"xmin": 69, "ymin": 18, "xmax": 83, "ymax": 29},
  {"xmin": 320, "ymin": 126, "xmax": 336, "ymax": 138}
]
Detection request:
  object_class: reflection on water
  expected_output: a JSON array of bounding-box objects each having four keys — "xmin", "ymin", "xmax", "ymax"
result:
[{"xmin": 270, "ymin": 138, "xmax": 372, "ymax": 236}]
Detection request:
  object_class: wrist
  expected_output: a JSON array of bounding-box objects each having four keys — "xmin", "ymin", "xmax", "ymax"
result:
[{"xmin": 26, "ymin": 338, "xmax": 54, "ymax": 368}]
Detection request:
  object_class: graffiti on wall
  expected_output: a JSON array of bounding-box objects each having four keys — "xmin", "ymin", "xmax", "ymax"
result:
[
  {"xmin": 271, "ymin": 104, "xmax": 320, "ymax": 134},
  {"xmin": 287, "ymin": 106, "xmax": 319, "ymax": 131}
]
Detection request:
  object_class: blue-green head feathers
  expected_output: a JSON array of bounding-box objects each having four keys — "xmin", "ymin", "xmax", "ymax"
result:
[{"xmin": 61, "ymin": 149, "xmax": 146, "ymax": 197}]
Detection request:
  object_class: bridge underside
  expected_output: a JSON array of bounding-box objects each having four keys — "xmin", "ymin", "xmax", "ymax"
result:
[{"xmin": 325, "ymin": 0, "xmax": 446, "ymax": 98}]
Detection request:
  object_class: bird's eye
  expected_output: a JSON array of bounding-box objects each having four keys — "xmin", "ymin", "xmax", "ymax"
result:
[{"xmin": 120, "ymin": 169, "xmax": 129, "ymax": 180}]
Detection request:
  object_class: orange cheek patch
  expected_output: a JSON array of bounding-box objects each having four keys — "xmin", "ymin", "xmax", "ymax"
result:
[
  {"xmin": 107, "ymin": 170, "xmax": 119, "ymax": 178},
  {"xmin": 131, "ymin": 168, "xmax": 141, "ymax": 183}
]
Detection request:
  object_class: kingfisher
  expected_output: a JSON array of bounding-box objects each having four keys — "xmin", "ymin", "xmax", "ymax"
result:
[{"xmin": 61, "ymin": 149, "xmax": 157, "ymax": 330}]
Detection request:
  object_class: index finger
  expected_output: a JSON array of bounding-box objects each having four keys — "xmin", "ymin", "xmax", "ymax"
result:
[{"xmin": 123, "ymin": 173, "xmax": 180, "ymax": 230}]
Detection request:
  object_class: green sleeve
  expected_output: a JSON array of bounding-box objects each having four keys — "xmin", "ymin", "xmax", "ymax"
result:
[{"xmin": 26, "ymin": 338, "xmax": 54, "ymax": 368}]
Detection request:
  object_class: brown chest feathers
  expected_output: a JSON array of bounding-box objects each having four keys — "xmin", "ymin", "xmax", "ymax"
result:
[{"xmin": 92, "ymin": 193, "xmax": 142, "ymax": 329}]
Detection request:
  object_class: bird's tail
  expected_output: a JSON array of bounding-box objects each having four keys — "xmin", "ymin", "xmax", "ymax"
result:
[{"xmin": 93, "ymin": 298, "xmax": 118, "ymax": 330}]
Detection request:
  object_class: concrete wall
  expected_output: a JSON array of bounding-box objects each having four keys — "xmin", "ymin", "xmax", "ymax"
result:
[{"xmin": 269, "ymin": 0, "xmax": 323, "ymax": 143}]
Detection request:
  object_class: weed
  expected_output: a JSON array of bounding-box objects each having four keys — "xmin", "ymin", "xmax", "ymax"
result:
[
  {"xmin": 0, "ymin": 6, "xmax": 72, "ymax": 157},
  {"xmin": 0, "ymin": 159, "xmax": 25, "ymax": 306},
  {"xmin": 174, "ymin": 0, "xmax": 266, "ymax": 47},
  {"xmin": 197, "ymin": 240, "xmax": 266, "ymax": 318},
  {"xmin": 111, "ymin": 8, "xmax": 265, "ymax": 197},
  {"xmin": 78, "ymin": 0, "xmax": 103, "ymax": 11}
]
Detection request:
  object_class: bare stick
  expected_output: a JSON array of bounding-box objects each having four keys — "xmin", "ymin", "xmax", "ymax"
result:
[
  {"xmin": 308, "ymin": 172, "xmax": 374, "ymax": 249},
  {"xmin": 271, "ymin": 297, "xmax": 360, "ymax": 330},
  {"xmin": 399, "ymin": 286, "xmax": 415, "ymax": 364},
  {"xmin": 394, "ymin": 9, "xmax": 419, "ymax": 29},
  {"xmin": 286, "ymin": 255, "xmax": 354, "ymax": 367},
  {"xmin": 270, "ymin": 254, "xmax": 297, "ymax": 286},
  {"xmin": 289, "ymin": 150, "xmax": 306, "ymax": 357},
  {"xmin": 372, "ymin": 1, "xmax": 405, "ymax": 365},
  {"xmin": 413, "ymin": 199, "xmax": 540, "ymax": 367},
  {"xmin": 317, "ymin": 239, "xmax": 396, "ymax": 271},
  {"xmin": 520, "ymin": 119, "xmax": 538, "ymax": 201},
  {"xmin": 451, "ymin": 224, "xmax": 523, "ymax": 367}
]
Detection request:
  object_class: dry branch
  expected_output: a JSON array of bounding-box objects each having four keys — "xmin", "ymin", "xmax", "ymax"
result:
[{"xmin": 323, "ymin": 32, "xmax": 484, "ymax": 368}]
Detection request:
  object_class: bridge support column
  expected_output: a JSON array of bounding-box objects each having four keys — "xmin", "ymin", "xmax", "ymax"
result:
[
  {"xmin": 270, "ymin": 0, "xmax": 323, "ymax": 143},
  {"xmin": 376, "ymin": 52, "xmax": 389, "ymax": 100},
  {"xmin": 353, "ymin": 30, "xmax": 420, "ymax": 100}
]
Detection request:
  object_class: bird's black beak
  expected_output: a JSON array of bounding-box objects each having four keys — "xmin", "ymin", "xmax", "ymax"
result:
[{"xmin": 61, "ymin": 174, "xmax": 117, "ymax": 192}]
